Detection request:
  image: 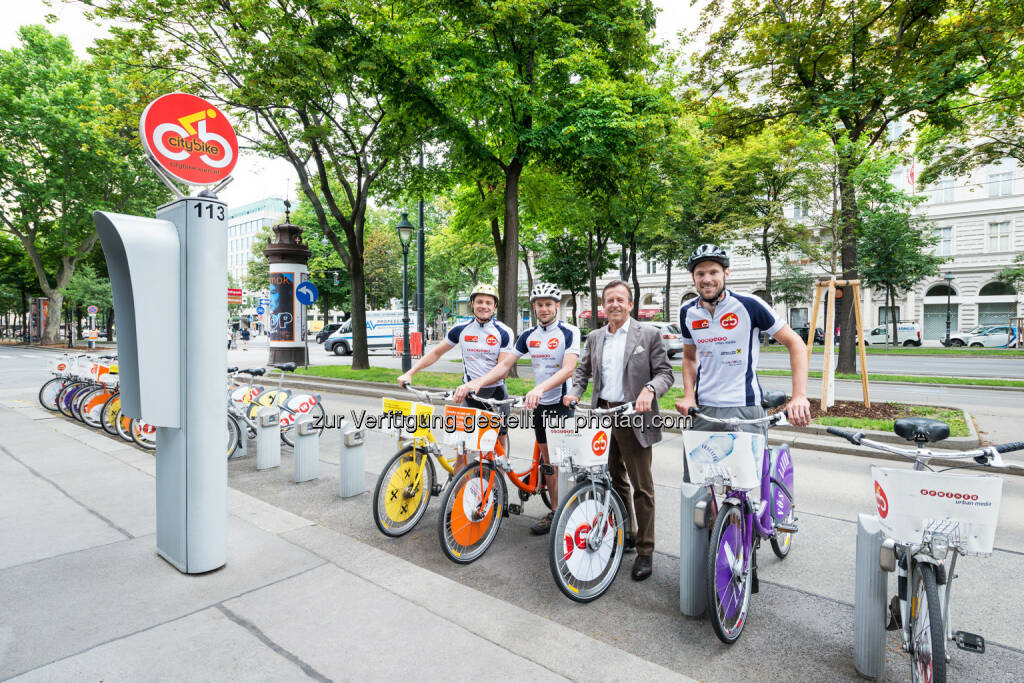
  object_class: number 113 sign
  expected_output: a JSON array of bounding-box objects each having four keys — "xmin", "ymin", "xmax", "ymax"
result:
[{"xmin": 140, "ymin": 93, "xmax": 239, "ymax": 185}]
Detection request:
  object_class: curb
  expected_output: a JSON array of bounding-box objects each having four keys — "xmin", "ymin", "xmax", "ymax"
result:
[{"xmin": 274, "ymin": 375, "xmax": 1020, "ymax": 474}]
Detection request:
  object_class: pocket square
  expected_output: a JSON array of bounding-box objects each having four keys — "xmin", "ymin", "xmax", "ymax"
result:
[{"xmin": 633, "ymin": 346, "xmax": 645, "ymax": 354}]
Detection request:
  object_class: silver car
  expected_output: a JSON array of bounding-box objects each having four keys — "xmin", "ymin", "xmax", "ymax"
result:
[{"xmin": 650, "ymin": 321, "xmax": 685, "ymax": 358}]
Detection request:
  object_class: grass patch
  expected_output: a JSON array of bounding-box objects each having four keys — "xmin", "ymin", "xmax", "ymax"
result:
[
  {"xmin": 815, "ymin": 405, "xmax": 969, "ymax": 437},
  {"xmin": 758, "ymin": 368, "xmax": 1024, "ymax": 388},
  {"xmin": 762, "ymin": 345, "xmax": 1021, "ymax": 357}
]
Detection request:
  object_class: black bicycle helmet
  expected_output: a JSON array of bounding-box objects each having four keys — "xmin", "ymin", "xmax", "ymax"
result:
[{"xmin": 686, "ymin": 244, "xmax": 730, "ymax": 272}]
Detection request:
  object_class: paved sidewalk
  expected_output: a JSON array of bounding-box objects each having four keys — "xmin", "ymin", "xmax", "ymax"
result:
[{"xmin": 0, "ymin": 398, "xmax": 690, "ymax": 682}]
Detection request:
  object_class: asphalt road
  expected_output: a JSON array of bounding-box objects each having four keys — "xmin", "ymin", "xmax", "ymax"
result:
[{"xmin": 8, "ymin": 347, "xmax": 1024, "ymax": 681}]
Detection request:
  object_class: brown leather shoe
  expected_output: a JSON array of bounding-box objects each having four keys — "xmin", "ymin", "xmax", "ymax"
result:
[
  {"xmin": 530, "ymin": 512, "xmax": 554, "ymax": 535},
  {"xmin": 631, "ymin": 554, "xmax": 652, "ymax": 581}
]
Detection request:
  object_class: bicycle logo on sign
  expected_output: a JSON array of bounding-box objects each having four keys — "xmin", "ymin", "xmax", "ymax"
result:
[{"xmin": 153, "ymin": 108, "xmax": 233, "ymax": 169}]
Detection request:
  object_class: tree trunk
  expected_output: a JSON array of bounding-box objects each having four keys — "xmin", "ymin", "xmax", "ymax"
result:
[
  {"xmin": 663, "ymin": 261, "xmax": 672, "ymax": 322},
  {"xmin": 619, "ymin": 246, "xmax": 628, "ymax": 281},
  {"xmin": 836, "ymin": 157, "xmax": 860, "ymax": 374},
  {"xmin": 76, "ymin": 306, "xmax": 83, "ymax": 339},
  {"xmin": 521, "ymin": 247, "xmax": 535, "ymax": 327},
  {"xmin": 42, "ymin": 291, "xmax": 62, "ymax": 345},
  {"xmin": 501, "ymin": 162, "xmax": 522, "ymax": 336},
  {"xmin": 890, "ymin": 286, "xmax": 900, "ymax": 346},
  {"xmin": 629, "ymin": 233, "xmax": 641, "ymax": 320},
  {"xmin": 349, "ymin": 265, "xmax": 370, "ymax": 370},
  {"xmin": 106, "ymin": 307, "xmax": 114, "ymax": 342},
  {"xmin": 570, "ymin": 290, "xmax": 578, "ymax": 327},
  {"xmin": 20, "ymin": 285, "xmax": 27, "ymax": 342}
]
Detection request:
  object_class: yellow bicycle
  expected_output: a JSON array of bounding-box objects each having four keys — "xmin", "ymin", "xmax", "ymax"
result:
[{"xmin": 372, "ymin": 386, "xmax": 459, "ymax": 537}]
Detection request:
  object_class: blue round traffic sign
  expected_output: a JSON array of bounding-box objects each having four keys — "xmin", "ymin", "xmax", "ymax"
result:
[
  {"xmin": 296, "ymin": 281, "xmax": 319, "ymax": 306},
  {"xmin": 256, "ymin": 306, "xmax": 265, "ymax": 315}
]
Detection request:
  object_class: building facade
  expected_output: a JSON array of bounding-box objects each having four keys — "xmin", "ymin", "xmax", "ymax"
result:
[{"xmin": 227, "ymin": 197, "xmax": 286, "ymax": 285}]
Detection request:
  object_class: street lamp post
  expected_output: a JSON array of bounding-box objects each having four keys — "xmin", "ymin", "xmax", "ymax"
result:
[
  {"xmin": 396, "ymin": 212, "xmax": 415, "ymax": 372},
  {"xmin": 943, "ymin": 271, "xmax": 955, "ymax": 346}
]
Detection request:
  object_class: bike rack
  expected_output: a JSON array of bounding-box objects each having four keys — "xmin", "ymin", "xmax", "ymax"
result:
[
  {"xmin": 338, "ymin": 420, "xmax": 366, "ymax": 498},
  {"xmin": 255, "ymin": 406, "xmax": 281, "ymax": 470},
  {"xmin": 292, "ymin": 415, "xmax": 319, "ymax": 483},
  {"xmin": 679, "ymin": 482, "xmax": 712, "ymax": 617},
  {"xmin": 854, "ymin": 513, "xmax": 889, "ymax": 680}
]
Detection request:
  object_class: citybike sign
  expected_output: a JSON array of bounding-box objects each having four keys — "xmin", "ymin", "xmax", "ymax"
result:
[{"xmin": 140, "ymin": 93, "xmax": 239, "ymax": 185}]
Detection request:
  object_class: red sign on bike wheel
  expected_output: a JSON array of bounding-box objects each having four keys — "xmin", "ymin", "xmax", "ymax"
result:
[{"xmin": 140, "ymin": 93, "xmax": 238, "ymax": 185}]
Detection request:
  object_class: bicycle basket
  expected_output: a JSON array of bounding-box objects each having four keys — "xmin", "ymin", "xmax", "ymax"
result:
[
  {"xmin": 870, "ymin": 466, "xmax": 1004, "ymax": 556},
  {"xmin": 682, "ymin": 431, "xmax": 765, "ymax": 491},
  {"xmin": 438, "ymin": 404, "xmax": 499, "ymax": 453},
  {"xmin": 381, "ymin": 398, "xmax": 436, "ymax": 443},
  {"xmin": 546, "ymin": 425, "xmax": 610, "ymax": 469}
]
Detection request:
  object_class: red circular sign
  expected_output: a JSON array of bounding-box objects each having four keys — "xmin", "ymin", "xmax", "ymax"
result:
[
  {"xmin": 140, "ymin": 93, "xmax": 238, "ymax": 185},
  {"xmin": 874, "ymin": 481, "xmax": 889, "ymax": 519},
  {"xmin": 485, "ymin": 334, "xmax": 498, "ymax": 346},
  {"xmin": 720, "ymin": 313, "xmax": 739, "ymax": 330},
  {"xmin": 591, "ymin": 431, "xmax": 608, "ymax": 457},
  {"xmin": 547, "ymin": 337, "xmax": 559, "ymax": 350}
]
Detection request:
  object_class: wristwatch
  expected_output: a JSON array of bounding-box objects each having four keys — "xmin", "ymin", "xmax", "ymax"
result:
[{"xmin": 644, "ymin": 382, "xmax": 656, "ymax": 395}]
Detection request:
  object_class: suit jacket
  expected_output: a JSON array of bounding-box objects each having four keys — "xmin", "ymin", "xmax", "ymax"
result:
[{"xmin": 570, "ymin": 320, "xmax": 675, "ymax": 448}]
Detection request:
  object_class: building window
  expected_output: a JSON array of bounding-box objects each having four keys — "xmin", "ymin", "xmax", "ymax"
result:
[
  {"xmin": 931, "ymin": 179, "xmax": 955, "ymax": 204},
  {"xmin": 988, "ymin": 171, "xmax": 1013, "ymax": 197},
  {"xmin": 645, "ymin": 259, "xmax": 658, "ymax": 275},
  {"xmin": 988, "ymin": 221, "xmax": 1011, "ymax": 252},
  {"xmin": 879, "ymin": 306, "xmax": 900, "ymax": 324},
  {"xmin": 790, "ymin": 308, "xmax": 808, "ymax": 328},
  {"xmin": 792, "ymin": 200, "xmax": 809, "ymax": 218},
  {"xmin": 933, "ymin": 226, "xmax": 952, "ymax": 257}
]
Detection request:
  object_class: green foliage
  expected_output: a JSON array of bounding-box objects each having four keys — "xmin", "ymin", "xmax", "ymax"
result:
[
  {"xmin": 772, "ymin": 261, "xmax": 817, "ymax": 308},
  {"xmin": 997, "ymin": 254, "xmax": 1024, "ymax": 292}
]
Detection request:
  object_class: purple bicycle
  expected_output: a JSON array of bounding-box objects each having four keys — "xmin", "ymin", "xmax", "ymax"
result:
[{"xmin": 684, "ymin": 391, "xmax": 796, "ymax": 644}]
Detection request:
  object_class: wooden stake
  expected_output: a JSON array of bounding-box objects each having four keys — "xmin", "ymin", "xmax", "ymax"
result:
[
  {"xmin": 807, "ymin": 283, "xmax": 824, "ymax": 367},
  {"xmin": 852, "ymin": 281, "xmax": 870, "ymax": 407},
  {"xmin": 821, "ymin": 281, "xmax": 836, "ymax": 412}
]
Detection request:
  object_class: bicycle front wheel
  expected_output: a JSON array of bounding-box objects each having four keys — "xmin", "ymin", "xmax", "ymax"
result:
[
  {"xmin": 101, "ymin": 394, "xmax": 121, "ymax": 435},
  {"xmin": 910, "ymin": 563, "xmax": 946, "ymax": 683},
  {"xmin": 131, "ymin": 418, "xmax": 157, "ymax": 450},
  {"xmin": 438, "ymin": 460, "xmax": 506, "ymax": 564},
  {"xmin": 372, "ymin": 445, "xmax": 436, "ymax": 537},
  {"xmin": 38, "ymin": 378, "xmax": 65, "ymax": 411},
  {"xmin": 549, "ymin": 480, "xmax": 626, "ymax": 603},
  {"xmin": 707, "ymin": 501, "xmax": 752, "ymax": 644},
  {"xmin": 227, "ymin": 416, "xmax": 243, "ymax": 460}
]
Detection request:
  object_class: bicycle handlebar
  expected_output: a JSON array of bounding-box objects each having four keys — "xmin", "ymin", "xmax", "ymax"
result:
[
  {"xmin": 824, "ymin": 427, "xmax": 1024, "ymax": 468},
  {"xmin": 592, "ymin": 401, "xmax": 635, "ymax": 416},
  {"xmin": 995, "ymin": 441, "xmax": 1024, "ymax": 454},
  {"xmin": 689, "ymin": 407, "xmax": 789, "ymax": 427},
  {"xmin": 469, "ymin": 392, "xmax": 523, "ymax": 409},
  {"xmin": 403, "ymin": 385, "xmax": 454, "ymax": 402},
  {"xmin": 826, "ymin": 426, "xmax": 863, "ymax": 444}
]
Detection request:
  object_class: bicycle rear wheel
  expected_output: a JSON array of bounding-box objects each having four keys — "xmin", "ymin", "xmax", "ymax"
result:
[
  {"xmin": 707, "ymin": 501, "xmax": 752, "ymax": 644},
  {"xmin": 38, "ymin": 378, "xmax": 65, "ymax": 411},
  {"xmin": 80, "ymin": 389, "xmax": 111, "ymax": 428},
  {"xmin": 101, "ymin": 394, "xmax": 121, "ymax": 435},
  {"xmin": 115, "ymin": 412, "xmax": 133, "ymax": 442},
  {"xmin": 549, "ymin": 479, "xmax": 626, "ymax": 603},
  {"xmin": 438, "ymin": 460, "xmax": 505, "ymax": 564},
  {"xmin": 910, "ymin": 563, "xmax": 946, "ymax": 683},
  {"xmin": 280, "ymin": 399, "xmax": 325, "ymax": 447},
  {"xmin": 227, "ymin": 416, "xmax": 243, "ymax": 460},
  {"xmin": 131, "ymin": 418, "xmax": 156, "ymax": 450},
  {"xmin": 372, "ymin": 445, "xmax": 436, "ymax": 537}
]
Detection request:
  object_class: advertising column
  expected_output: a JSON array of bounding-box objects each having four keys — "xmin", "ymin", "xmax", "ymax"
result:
[{"xmin": 264, "ymin": 204, "xmax": 311, "ymax": 365}]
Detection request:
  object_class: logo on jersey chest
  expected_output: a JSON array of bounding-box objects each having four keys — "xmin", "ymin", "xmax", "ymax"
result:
[
  {"xmin": 485, "ymin": 334, "xmax": 498, "ymax": 346},
  {"xmin": 720, "ymin": 313, "xmax": 739, "ymax": 330},
  {"xmin": 529, "ymin": 340, "xmax": 542, "ymax": 348},
  {"xmin": 547, "ymin": 338, "xmax": 559, "ymax": 350},
  {"xmin": 465, "ymin": 335, "xmax": 478, "ymax": 342},
  {"xmin": 691, "ymin": 319, "xmax": 709, "ymax": 330}
]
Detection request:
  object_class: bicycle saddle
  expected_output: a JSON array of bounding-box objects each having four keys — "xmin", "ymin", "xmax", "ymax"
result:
[
  {"xmin": 761, "ymin": 390, "xmax": 787, "ymax": 409},
  {"xmin": 272, "ymin": 362, "xmax": 297, "ymax": 372},
  {"xmin": 239, "ymin": 367, "xmax": 266, "ymax": 376},
  {"xmin": 893, "ymin": 417, "xmax": 949, "ymax": 444},
  {"xmin": 227, "ymin": 366, "xmax": 238, "ymax": 373}
]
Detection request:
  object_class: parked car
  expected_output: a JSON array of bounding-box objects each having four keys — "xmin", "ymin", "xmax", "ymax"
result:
[
  {"xmin": 315, "ymin": 323, "xmax": 341, "ymax": 344},
  {"xmin": 767, "ymin": 326, "xmax": 825, "ymax": 345},
  {"xmin": 966, "ymin": 325, "xmax": 1017, "ymax": 348},
  {"xmin": 650, "ymin": 321, "xmax": 684, "ymax": 358},
  {"xmin": 944, "ymin": 325, "xmax": 991, "ymax": 347},
  {"xmin": 859, "ymin": 321, "xmax": 922, "ymax": 347}
]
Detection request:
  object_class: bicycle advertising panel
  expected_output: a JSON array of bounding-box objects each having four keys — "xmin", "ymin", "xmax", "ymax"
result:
[
  {"xmin": 547, "ymin": 426, "xmax": 611, "ymax": 469},
  {"xmin": 682, "ymin": 431, "xmax": 766, "ymax": 492},
  {"xmin": 871, "ymin": 466, "xmax": 1004, "ymax": 555},
  {"xmin": 140, "ymin": 93, "xmax": 238, "ymax": 185},
  {"xmin": 268, "ymin": 268, "xmax": 295, "ymax": 342},
  {"xmin": 380, "ymin": 398, "xmax": 436, "ymax": 444},
  {"xmin": 439, "ymin": 405, "xmax": 500, "ymax": 454}
]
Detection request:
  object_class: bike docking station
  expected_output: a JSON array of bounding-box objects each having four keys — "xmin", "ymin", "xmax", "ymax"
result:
[
  {"xmin": 854, "ymin": 514, "xmax": 889, "ymax": 680},
  {"xmin": 255, "ymin": 406, "xmax": 281, "ymax": 471},
  {"xmin": 338, "ymin": 419, "xmax": 366, "ymax": 498},
  {"xmin": 93, "ymin": 93, "xmax": 238, "ymax": 574},
  {"xmin": 679, "ymin": 481, "xmax": 713, "ymax": 617},
  {"xmin": 292, "ymin": 415, "xmax": 319, "ymax": 483}
]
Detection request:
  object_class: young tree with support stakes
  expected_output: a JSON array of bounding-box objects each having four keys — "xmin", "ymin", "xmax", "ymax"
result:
[{"xmin": 694, "ymin": 0, "xmax": 1024, "ymax": 372}]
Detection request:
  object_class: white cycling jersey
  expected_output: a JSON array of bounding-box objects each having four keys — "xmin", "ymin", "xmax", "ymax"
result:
[
  {"xmin": 512, "ymin": 320, "xmax": 582, "ymax": 405},
  {"xmin": 680, "ymin": 290, "xmax": 784, "ymax": 407},
  {"xmin": 446, "ymin": 318, "xmax": 515, "ymax": 388}
]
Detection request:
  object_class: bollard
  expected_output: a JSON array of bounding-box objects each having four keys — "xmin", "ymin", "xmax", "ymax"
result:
[
  {"xmin": 338, "ymin": 421, "xmax": 366, "ymax": 498},
  {"xmin": 256, "ymin": 406, "xmax": 281, "ymax": 470},
  {"xmin": 854, "ymin": 513, "xmax": 890, "ymax": 680},
  {"xmin": 293, "ymin": 415, "xmax": 319, "ymax": 483},
  {"xmin": 680, "ymin": 482, "xmax": 712, "ymax": 617}
]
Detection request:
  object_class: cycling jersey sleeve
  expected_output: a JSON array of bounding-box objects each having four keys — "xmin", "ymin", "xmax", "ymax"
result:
[
  {"xmin": 564, "ymin": 324, "xmax": 581, "ymax": 356},
  {"xmin": 446, "ymin": 323, "xmax": 463, "ymax": 345},
  {"xmin": 513, "ymin": 329, "xmax": 531, "ymax": 357},
  {"xmin": 497, "ymin": 322, "xmax": 514, "ymax": 353},
  {"xmin": 745, "ymin": 295, "xmax": 784, "ymax": 336},
  {"xmin": 679, "ymin": 304, "xmax": 695, "ymax": 345}
]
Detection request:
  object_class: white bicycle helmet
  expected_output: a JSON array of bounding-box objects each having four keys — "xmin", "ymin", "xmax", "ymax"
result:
[
  {"xmin": 686, "ymin": 244, "xmax": 730, "ymax": 272},
  {"xmin": 469, "ymin": 283, "xmax": 499, "ymax": 303},
  {"xmin": 530, "ymin": 282, "xmax": 562, "ymax": 302}
]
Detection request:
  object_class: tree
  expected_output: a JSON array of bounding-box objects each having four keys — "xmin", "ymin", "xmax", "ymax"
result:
[
  {"xmin": 0, "ymin": 26, "xmax": 170, "ymax": 344},
  {"xmin": 856, "ymin": 156, "xmax": 946, "ymax": 346},
  {"xmin": 694, "ymin": 0, "xmax": 1024, "ymax": 372},
  {"xmin": 996, "ymin": 254, "xmax": 1024, "ymax": 292},
  {"xmin": 772, "ymin": 261, "xmax": 817, "ymax": 310},
  {"xmin": 534, "ymin": 227, "xmax": 612, "ymax": 326}
]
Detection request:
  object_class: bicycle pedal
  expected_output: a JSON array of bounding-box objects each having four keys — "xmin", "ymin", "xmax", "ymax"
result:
[
  {"xmin": 954, "ymin": 631, "xmax": 985, "ymax": 654},
  {"xmin": 540, "ymin": 464, "xmax": 556, "ymax": 476},
  {"xmin": 431, "ymin": 484, "xmax": 443, "ymax": 495},
  {"xmin": 774, "ymin": 519, "xmax": 799, "ymax": 534},
  {"xmin": 506, "ymin": 503, "xmax": 522, "ymax": 516},
  {"xmin": 886, "ymin": 595, "xmax": 902, "ymax": 631}
]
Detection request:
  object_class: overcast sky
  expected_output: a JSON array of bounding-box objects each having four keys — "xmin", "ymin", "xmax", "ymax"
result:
[{"xmin": 3, "ymin": 1, "xmax": 705, "ymax": 208}]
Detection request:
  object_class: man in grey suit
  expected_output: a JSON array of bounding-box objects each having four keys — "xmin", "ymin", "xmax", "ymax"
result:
[{"xmin": 564, "ymin": 280, "xmax": 675, "ymax": 581}]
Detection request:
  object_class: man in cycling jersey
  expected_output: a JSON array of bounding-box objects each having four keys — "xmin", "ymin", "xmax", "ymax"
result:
[
  {"xmin": 675, "ymin": 245, "xmax": 812, "ymax": 447},
  {"xmin": 453, "ymin": 283, "xmax": 580, "ymax": 534},
  {"xmin": 398, "ymin": 283, "xmax": 515, "ymax": 467}
]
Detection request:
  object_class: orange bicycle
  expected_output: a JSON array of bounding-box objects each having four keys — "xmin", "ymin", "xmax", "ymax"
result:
[{"xmin": 436, "ymin": 393, "xmax": 554, "ymax": 564}]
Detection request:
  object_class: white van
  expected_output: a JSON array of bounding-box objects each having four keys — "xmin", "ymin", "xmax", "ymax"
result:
[
  {"xmin": 861, "ymin": 321, "xmax": 922, "ymax": 347},
  {"xmin": 324, "ymin": 310, "xmax": 422, "ymax": 355}
]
